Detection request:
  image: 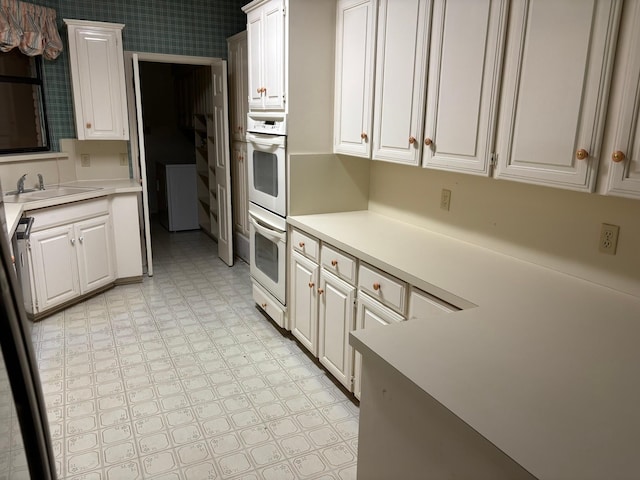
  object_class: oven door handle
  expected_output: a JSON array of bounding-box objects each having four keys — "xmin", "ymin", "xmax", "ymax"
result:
[
  {"xmin": 250, "ymin": 216, "xmax": 286, "ymax": 243},
  {"xmin": 246, "ymin": 132, "xmax": 286, "ymax": 148}
]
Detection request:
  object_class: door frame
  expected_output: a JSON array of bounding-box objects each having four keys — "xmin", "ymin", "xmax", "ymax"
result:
[{"xmin": 123, "ymin": 52, "xmax": 233, "ymax": 274}]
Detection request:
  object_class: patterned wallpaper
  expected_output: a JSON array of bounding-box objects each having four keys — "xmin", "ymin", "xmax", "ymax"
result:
[{"xmin": 37, "ymin": 0, "xmax": 248, "ymax": 150}]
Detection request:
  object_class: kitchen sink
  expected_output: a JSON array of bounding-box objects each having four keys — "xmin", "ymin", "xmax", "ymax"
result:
[{"xmin": 4, "ymin": 186, "xmax": 101, "ymax": 203}]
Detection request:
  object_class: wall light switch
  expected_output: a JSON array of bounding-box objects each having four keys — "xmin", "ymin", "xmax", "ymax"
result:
[{"xmin": 80, "ymin": 154, "xmax": 90, "ymax": 167}]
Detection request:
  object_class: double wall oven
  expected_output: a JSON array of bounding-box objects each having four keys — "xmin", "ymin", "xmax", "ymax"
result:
[{"xmin": 247, "ymin": 112, "xmax": 288, "ymax": 327}]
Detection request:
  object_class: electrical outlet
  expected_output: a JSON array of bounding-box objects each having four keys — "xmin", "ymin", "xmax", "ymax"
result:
[
  {"xmin": 119, "ymin": 153, "xmax": 128, "ymax": 166},
  {"xmin": 440, "ymin": 189, "xmax": 451, "ymax": 211},
  {"xmin": 599, "ymin": 223, "xmax": 619, "ymax": 255},
  {"xmin": 80, "ymin": 154, "xmax": 90, "ymax": 167}
]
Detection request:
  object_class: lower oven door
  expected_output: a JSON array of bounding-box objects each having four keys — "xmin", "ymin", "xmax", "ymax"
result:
[{"xmin": 249, "ymin": 214, "xmax": 286, "ymax": 305}]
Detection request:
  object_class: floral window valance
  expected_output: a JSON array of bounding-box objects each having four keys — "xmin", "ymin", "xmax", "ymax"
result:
[{"xmin": 0, "ymin": 0, "xmax": 62, "ymax": 60}]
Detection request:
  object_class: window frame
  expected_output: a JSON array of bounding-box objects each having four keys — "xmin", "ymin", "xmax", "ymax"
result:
[{"xmin": 0, "ymin": 53, "xmax": 52, "ymax": 155}]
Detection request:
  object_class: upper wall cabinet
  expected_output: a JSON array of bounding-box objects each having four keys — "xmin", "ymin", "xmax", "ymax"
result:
[
  {"xmin": 64, "ymin": 19, "xmax": 129, "ymax": 141},
  {"xmin": 422, "ymin": 0, "xmax": 507, "ymax": 176},
  {"xmin": 334, "ymin": 0, "xmax": 377, "ymax": 158},
  {"xmin": 494, "ymin": 0, "xmax": 622, "ymax": 192},
  {"xmin": 244, "ymin": 0, "xmax": 286, "ymax": 111},
  {"xmin": 606, "ymin": 0, "xmax": 640, "ymax": 199},
  {"xmin": 372, "ymin": 0, "xmax": 430, "ymax": 166}
]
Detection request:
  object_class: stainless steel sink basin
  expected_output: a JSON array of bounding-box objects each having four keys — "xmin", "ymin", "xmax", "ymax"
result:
[{"xmin": 4, "ymin": 186, "xmax": 100, "ymax": 203}]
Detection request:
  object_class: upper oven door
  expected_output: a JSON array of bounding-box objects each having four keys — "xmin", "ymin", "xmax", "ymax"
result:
[{"xmin": 247, "ymin": 132, "xmax": 286, "ymax": 217}]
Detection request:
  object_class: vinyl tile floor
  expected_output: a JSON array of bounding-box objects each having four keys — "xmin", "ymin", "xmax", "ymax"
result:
[{"xmin": 31, "ymin": 227, "xmax": 359, "ymax": 480}]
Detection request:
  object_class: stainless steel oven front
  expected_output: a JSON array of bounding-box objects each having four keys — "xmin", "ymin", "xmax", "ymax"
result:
[{"xmin": 249, "ymin": 203, "xmax": 286, "ymax": 305}]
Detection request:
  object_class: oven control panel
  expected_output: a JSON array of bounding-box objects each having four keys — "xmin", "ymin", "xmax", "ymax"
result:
[{"xmin": 247, "ymin": 113, "xmax": 287, "ymax": 135}]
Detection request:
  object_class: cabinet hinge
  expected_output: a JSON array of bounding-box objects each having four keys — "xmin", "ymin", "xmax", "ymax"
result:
[
  {"xmin": 490, "ymin": 152, "xmax": 498, "ymax": 166},
  {"xmin": 282, "ymin": 6, "xmax": 286, "ymax": 16},
  {"xmin": 349, "ymin": 376, "xmax": 354, "ymax": 386},
  {"xmin": 35, "ymin": 299, "xmax": 39, "ymax": 310},
  {"xmin": 26, "ymin": 240, "xmax": 31, "ymax": 251}
]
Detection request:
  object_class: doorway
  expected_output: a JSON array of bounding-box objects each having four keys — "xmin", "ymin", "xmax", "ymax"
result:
[{"xmin": 124, "ymin": 52, "xmax": 234, "ymax": 275}]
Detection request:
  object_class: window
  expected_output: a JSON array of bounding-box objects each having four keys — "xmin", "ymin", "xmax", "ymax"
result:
[{"xmin": 0, "ymin": 50, "xmax": 51, "ymax": 154}]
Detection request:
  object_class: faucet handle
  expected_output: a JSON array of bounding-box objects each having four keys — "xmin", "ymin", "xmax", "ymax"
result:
[{"xmin": 37, "ymin": 173, "xmax": 45, "ymax": 190}]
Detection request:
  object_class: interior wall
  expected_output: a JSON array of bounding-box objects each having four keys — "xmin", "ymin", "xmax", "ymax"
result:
[
  {"xmin": 367, "ymin": 161, "xmax": 640, "ymax": 297},
  {"xmin": 35, "ymin": 0, "xmax": 248, "ymax": 151}
]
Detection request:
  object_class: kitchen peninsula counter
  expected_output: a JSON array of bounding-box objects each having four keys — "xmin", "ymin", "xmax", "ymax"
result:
[{"xmin": 288, "ymin": 210, "xmax": 640, "ymax": 480}]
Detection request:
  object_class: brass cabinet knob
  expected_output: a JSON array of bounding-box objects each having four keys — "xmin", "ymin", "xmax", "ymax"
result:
[
  {"xmin": 86, "ymin": 122, "xmax": 92, "ymax": 129},
  {"xmin": 373, "ymin": 282, "xmax": 380, "ymax": 291},
  {"xmin": 612, "ymin": 151, "xmax": 626, "ymax": 163},
  {"xmin": 576, "ymin": 149, "xmax": 589, "ymax": 160},
  {"xmin": 298, "ymin": 241, "xmax": 305, "ymax": 248},
  {"xmin": 409, "ymin": 136, "xmax": 416, "ymax": 145},
  {"xmin": 331, "ymin": 260, "xmax": 338, "ymax": 267},
  {"xmin": 318, "ymin": 288, "xmax": 324, "ymax": 295},
  {"xmin": 308, "ymin": 282, "xmax": 315, "ymax": 288},
  {"xmin": 257, "ymin": 88, "xmax": 261, "ymax": 93},
  {"xmin": 361, "ymin": 132, "xmax": 368, "ymax": 140},
  {"xmin": 424, "ymin": 137, "xmax": 433, "ymax": 146},
  {"xmin": 261, "ymin": 303, "xmax": 267, "ymax": 309}
]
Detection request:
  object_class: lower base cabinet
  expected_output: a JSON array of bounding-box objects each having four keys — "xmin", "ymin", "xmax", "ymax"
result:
[
  {"xmin": 318, "ymin": 269, "xmax": 356, "ymax": 390},
  {"xmin": 18, "ymin": 200, "xmax": 116, "ymax": 317},
  {"xmin": 290, "ymin": 250, "xmax": 319, "ymax": 355}
]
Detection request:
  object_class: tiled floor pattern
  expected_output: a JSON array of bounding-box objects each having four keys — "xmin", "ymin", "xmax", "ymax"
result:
[{"xmin": 31, "ymin": 227, "xmax": 359, "ymax": 479}]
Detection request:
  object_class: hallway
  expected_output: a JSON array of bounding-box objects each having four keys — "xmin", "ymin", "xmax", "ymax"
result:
[{"xmin": 31, "ymin": 227, "xmax": 358, "ymax": 479}]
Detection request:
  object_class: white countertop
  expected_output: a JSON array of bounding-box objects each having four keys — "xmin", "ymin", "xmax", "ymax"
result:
[
  {"xmin": 3, "ymin": 179, "xmax": 141, "ymax": 237},
  {"xmin": 288, "ymin": 210, "xmax": 640, "ymax": 480}
]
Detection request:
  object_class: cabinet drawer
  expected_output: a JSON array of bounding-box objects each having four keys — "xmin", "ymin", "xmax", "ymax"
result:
[
  {"xmin": 253, "ymin": 282, "xmax": 285, "ymax": 329},
  {"xmin": 321, "ymin": 244, "xmax": 357, "ymax": 284},
  {"xmin": 291, "ymin": 229, "xmax": 319, "ymax": 261},
  {"xmin": 408, "ymin": 287, "xmax": 459, "ymax": 321},
  {"xmin": 358, "ymin": 263, "xmax": 407, "ymax": 314}
]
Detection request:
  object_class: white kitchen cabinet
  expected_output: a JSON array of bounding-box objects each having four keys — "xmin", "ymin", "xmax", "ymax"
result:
[
  {"xmin": 318, "ymin": 269, "xmax": 356, "ymax": 390},
  {"xmin": 371, "ymin": 0, "xmax": 430, "ymax": 166},
  {"xmin": 422, "ymin": 0, "xmax": 507, "ymax": 176},
  {"xmin": 26, "ymin": 213, "xmax": 115, "ymax": 315},
  {"xmin": 228, "ymin": 31, "xmax": 249, "ymax": 141},
  {"xmin": 28, "ymin": 225, "xmax": 80, "ymax": 313},
  {"xmin": 64, "ymin": 19, "xmax": 129, "ymax": 141},
  {"xmin": 74, "ymin": 215, "xmax": 116, "ymax": 293},
  {"xmin": 605, "ymin": 0, "xmax": 640, "ymax": 199},
  {"xmin": 290, "ymin": 250, "xmax": 319, "ymax": 355},
  {"xmin": 494, "ymin": 0, "xmax": 622, "ymax": 192},
  {"xmin": 333, "ymin": 0, "xmax": 377, "ymax": 157},
  {"xmin": 408, "ymin": 287, "xmax": 458, "ymax": 321},
  {"xmin": 243, "ymin": 0, "xmax": 286, "ymax": 111},
  {"xmin": 353, "ymin": 291, "xmax": 404, "ymax": 399}
]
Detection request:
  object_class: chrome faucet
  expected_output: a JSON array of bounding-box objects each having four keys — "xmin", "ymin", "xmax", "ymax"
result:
[
  {"xmin": 17, "ymin": 174, "xmax": 27, "ymax": 194},
  {"xmin": 37, "ymin": 173, "xmax": 45, "ymax": 190}
]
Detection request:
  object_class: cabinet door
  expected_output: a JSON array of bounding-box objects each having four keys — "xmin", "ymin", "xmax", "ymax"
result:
[
  {"xmin": 334, "ymin": 0, "xmax": 377, "ymax": 157},
  {"xmin": 290, "ymin": 251, "xmax": 319, "ymax": 355},
  {"xmin": 29, "ymin": 225, "xmax": 80, "ymax": 313},
  {"xmin": 232, "ymin": 142, "xmax": 250, "ymax": 237},
  {"xmin": 75, "ymin": 215, "xmax": 115, "ymax": 293},
  {"xmin": 68, "ymin": 23, "xmax": 129, "ymax": 140},
  {"xmin": 606, "ymin": 1, "xmax": 640, "ymax": 199},
  {"xmin": 494, "ymin": 0, "xmax": 622, "ymax": 192},
  {"xmin": 318, "ymin": 270, "xmax": 356, "ymax": 390},
  {"xmin": 423, "ymin": 0, "xmax": 507, "ymax": 175},
  {"xmin": 354, "ymin": 291, "xmax": 404, "ymax": 399},
  {"xmin": 262, "ymin": 0, "xmax": 285, "ymax": 110},
  {"xmin": 372, "ymin": 0, "xmax": 430, "ymax": 166},
  {"xmin": 247, "ymin": 9, "xmax": 264, "ymax": 110}
]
